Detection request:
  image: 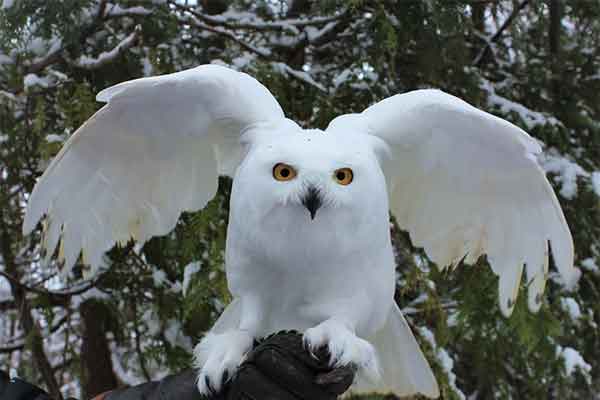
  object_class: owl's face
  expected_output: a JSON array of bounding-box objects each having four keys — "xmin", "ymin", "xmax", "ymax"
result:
[{"xmin": 232, "ymin": 126, "xmax": 390, "ymax": 232}]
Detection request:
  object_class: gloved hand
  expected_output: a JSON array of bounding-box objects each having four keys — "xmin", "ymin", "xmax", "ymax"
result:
[
  {"xmin": 105, "ymin": 331, "xmax": 355, "ymax": 400},
  {"xmin": 222, "ymin": 330, "xmax": 355, "ymax": 400}
]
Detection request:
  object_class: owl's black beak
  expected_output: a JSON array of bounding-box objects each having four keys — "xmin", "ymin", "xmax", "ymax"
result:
[{"xmin": 301, "ymin": 186, "xmax": 322, "ymax": 220}]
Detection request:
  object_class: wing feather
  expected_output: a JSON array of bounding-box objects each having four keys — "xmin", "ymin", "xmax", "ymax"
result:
[
  {"xmin": 328, "ymin": 89, "xmax": 577, "ymax": 316},
  {"xmin": 24, "ymin": 65, "xmax": 284, "ymax": 275}
]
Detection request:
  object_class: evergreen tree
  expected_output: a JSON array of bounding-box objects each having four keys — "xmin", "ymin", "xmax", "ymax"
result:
[{"xmin": 0, "ymin": 1, "xmax": 598, "ymax": 399}]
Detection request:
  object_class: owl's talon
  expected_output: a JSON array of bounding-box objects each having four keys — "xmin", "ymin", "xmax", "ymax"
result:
[
  {"xmin": 205, "ymin": 376, "xmax": 215, "ymax": 396},
  {"xmin": 304, "ymin": 320, "xmax": 381, "ymax": 383},
  {"xmin": 221, "ymin": 369, "xmax": 230, "ymax": 388},
  {"xmin": 194, "ymin": 330, "xmax": 254, "ymax": 396}
]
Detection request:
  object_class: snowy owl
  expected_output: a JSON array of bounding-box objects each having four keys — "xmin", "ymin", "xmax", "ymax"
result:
[{"xmin": 23, "ymin": 65, "xmax": 577, "ymax": 398}]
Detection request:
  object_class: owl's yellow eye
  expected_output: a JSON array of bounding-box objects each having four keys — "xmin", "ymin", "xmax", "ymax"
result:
[
  {"xmin": 273, "ymin": 163, "xmax": 297, "ymax": 181},
  {"xmin": 334, "ymin": 168, "xmax": 353, "ymax": 185}
]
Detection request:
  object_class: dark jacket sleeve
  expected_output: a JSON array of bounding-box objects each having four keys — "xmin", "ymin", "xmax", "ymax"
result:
[
  {"xmin": 0, "ymin": 371, "xmax": 53, "ymax": 400},
  {"xmin": 103, "ymin": 370, "xmax": 198, "ymax": 400},
  {"xmin": 1, "ymin": 331, "xmax": 355, "ymax": 400}
]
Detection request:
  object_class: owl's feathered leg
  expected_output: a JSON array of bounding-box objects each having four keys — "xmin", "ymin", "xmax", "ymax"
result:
[
  {"xmin": 194, "ymin": 295, "xmax": 263, "ymax": 395},
  {"xmin": 303, "ymin": 319, "xmax": 381, "ymax": 384}
]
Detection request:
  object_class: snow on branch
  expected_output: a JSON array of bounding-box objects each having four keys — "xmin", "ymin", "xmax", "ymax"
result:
[
  {"xmin": 170, "ymin": 1, "xmax": 347, "ymax": 34},
  {"xmin": 183, "ymin": 16, "xmax": 272, "ymax": 58},
  {"xmin": 105, "ymin": 3, "xmax": 153, "ymax": 18},
  {"xmin": 539, "ymin": 152, "xmax": 590, "ymax": 200},
  {"xmin": 26, "ymin": 45, "xmax": 62, "ymax": 74},
  {"xmin": 305, "ymin": 21, "xmax": 340, "ymax": 44},
  {"xmin": 71, "ymin": 28, "xmax": 140, "ymax": 69},
  {"xmin": 0, "ymin": 342, "xmax": 24, "ymax": 353},
  {"xmin": 481, "ymin": 79, "xmax": 561, "ymax": 129},
  {"xmin": 271, "ymin": 62, "xmax": 327, "ymax": 92}
]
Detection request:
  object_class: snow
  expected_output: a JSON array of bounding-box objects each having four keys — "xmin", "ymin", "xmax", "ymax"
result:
[
  {"xmin": 110, "ymin": 344, "xmax": 145, "ymax": 386},
  {"xmin": 141, "ymin": 57, "xmax": 153, "ymax": 77},
  {"xmin": 332, "ymin": 64, "xmax": 377, "ymax": 90},
  {"xmin": 560, "ymin": 297, "xmax": 581, "ymax": 320},
  {"xmin": 0, "ymin": 90, "xmax": 17, "ymax": 102},
  {"xmin": 539, "ymin": 153, "xmax": 589, "ymax": 199},
  {"xmin": 410, "ymin": 293, "xmax": 429, "ymax": 306},
  {"xmin": 48, "ymin": 69, "xmax": 69, "ymax": 82},
  {"xmin": 106, "ymin": 4, "xmax": 152, "ymax": 17},
  {"xmin": 142, "ymin": 309, "xmax": 161, "ymax": 336},
  {"xmin": 71, "ymin": 287, "xmax": 109, "ymax": 308},
  {"xmin": 231, "ymin": 56, "xmax": 252, "ymax": 69},
  {"xmin": 591, "ymin": 172, "xmax": 600, "ymax": 197},
  {"xmin": 333, "ymin": 69, "xmax": 351, "ymax": 88},
  {"xmin": 164, "ymin": 318, "xmax": 192, "ymax": 351},
  {"xmin": 182, "ymin": 261, "xmax": 201, "ymax": 296},
  {"xmin": 46, "ymin": 134, "xmax": 65, "ymax": 143},
  {"xmin": 152, "ymin": 268, "xmax": 167, "ymax": 287},
  {"xmin": 305, "ymin": 21, "xmax": 338, "ymax": 42},
  {"xmin": 419, "ymin": 327, "xmax": 466, "ymax": 400},
  {"xmin": 481, "ymin": 79, "xmax": 560, "ymax": 129},
  {"xmin": 76, "ymin": 31, "xmax": 137, "ymax": 69},
  {"xmin": 272, "ymin": 62, "xmax": 326, "ymax": 92},
  {"xmin": 557, "ymin": 346, "xmax": 592, "ymax": 383},
  {"xmin": 27, "ymin": 36, "xmax": 61, "ymax": 58},
  {"xmin": 0, "ymin": 276, "xmax": 11, "ymax": 302},
  {"xmin": 580, "ymin": 257, "xmax": 599, "ymax": 273},
  {"xmin": 23, "ymin": 73, "xmax": 50, "ymax": 89},
  {"xmin": 550, "ymin": 268, "xmax": 582, "ymax": 290},
  {"xmin": 447, "ymin": 311, "xmax": 459, "ymax": 327}
]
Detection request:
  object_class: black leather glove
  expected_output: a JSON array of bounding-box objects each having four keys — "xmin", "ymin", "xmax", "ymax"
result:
[
  {"xmin": 105, "ymin": 331, "xmax": 354, "ymax": 400},
  {"xmin": 0, "ymin": 370, "xmax": 52, "ymax": 400},
  {"xmin": 223, "ymin": 330, "xmax": 354, "ymax": 400}
]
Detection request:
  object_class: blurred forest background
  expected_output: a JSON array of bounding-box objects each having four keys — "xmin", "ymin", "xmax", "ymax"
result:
[{"xmin": 1, "ymin": 1, "xmax": 599, "ymax": 399}]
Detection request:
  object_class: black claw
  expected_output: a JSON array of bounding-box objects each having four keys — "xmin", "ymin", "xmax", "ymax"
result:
[
  {"xmin": 221, "ymin": 370, "xmax": 229, "ymax": 388},
  {"xmin": 205, "ymin": 376, "xmax": 216, "ymax": 396},
  {"xmin": 314, "ymin": 345, "xmax": 331, "ymax": 363}
]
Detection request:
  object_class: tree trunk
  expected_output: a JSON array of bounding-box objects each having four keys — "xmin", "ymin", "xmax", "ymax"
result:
[
  {"xmin": 548, "ymin": 0, "xmax": 562, "ymax": 108},
  {"xmin": 0, "ymin": 210, "xmax": 62, "ymax": 400},
  {"xmin": 80, "ymin": 299, "xmax": 118, "ymax": 399},
  {"xmin": 472, "ymin": 2, "xmax": 486, "ymax": 33}
]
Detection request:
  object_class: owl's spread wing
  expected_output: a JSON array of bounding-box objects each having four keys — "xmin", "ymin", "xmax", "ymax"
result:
[
  {"xmin": 329, "ymin": 89, "xmax": 576, "ymax": 316},
  {"xmin": 23, "ymin": 65, "xmax": 284, "ymax": 275}
]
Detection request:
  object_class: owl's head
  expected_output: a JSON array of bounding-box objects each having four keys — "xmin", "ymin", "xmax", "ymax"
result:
[{"xmin": 231, "ymin": 120, "xmax": 390, "ymax": 227}]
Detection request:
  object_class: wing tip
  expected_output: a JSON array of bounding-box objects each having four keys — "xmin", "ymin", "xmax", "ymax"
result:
[
  {"xmin": 95, "ymin": 89, "xmax": 111, "ymax": 103},
  {"xmin": 22, "ymin": 206, "xmax": 41, "ymax": 236},
  {"xmin": 22, "ymin": 217, "xmax": 35, "ymax": 236},
  {"xmin": 418, "ymin": 378, "xmax": 440, "ymax": 398}
]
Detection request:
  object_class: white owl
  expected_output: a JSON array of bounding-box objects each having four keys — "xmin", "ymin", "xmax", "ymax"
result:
[{"xmin": 23, "ymin": 65, "xmax": 577, "ymax": 398}]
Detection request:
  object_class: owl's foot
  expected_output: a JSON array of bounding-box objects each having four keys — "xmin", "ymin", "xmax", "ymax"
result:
[
  {"xmin": 303, "ymin": 319, "xmax": 381, "ymax": 383},
  {"xmin": 194, "ymin": 330, "xmax": 254, "ymax": 395}
]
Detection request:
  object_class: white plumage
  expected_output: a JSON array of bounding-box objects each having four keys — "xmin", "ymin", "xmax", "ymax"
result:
[{"xmin": 23, "ymin": 65, "xmax": 577, "ymax": 398}]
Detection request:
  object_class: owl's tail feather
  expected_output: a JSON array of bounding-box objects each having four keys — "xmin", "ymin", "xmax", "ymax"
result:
[
  {"xmin": 349, "ymin": 304, "xmax": 440, "ymax": 398},
  {"xmin": 211, "ymin": 298, "xmax": 242, "ymax": 334},
  {"xmin": 211, "ymin": 299, "xmax": 439, "ymax": 398}
]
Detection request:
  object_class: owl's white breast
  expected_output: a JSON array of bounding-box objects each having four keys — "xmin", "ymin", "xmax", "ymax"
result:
[{"xmin": 225, "ymin": 176, "xmax": 395, "ymax": 337}]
